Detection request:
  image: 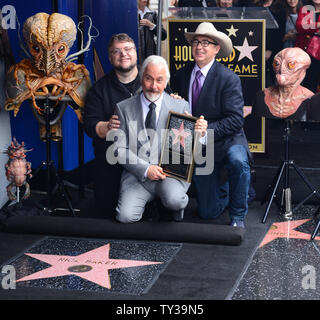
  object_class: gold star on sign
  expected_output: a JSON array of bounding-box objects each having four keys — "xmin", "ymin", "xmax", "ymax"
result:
[{"xmin": 226, "ymin": 25, "xmax": 238, "ymax": 37}]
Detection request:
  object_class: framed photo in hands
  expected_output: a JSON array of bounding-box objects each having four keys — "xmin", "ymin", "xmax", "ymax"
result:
[{"xmin": 159, "ymin": 111, "xmax": 198, "ymax": 182}]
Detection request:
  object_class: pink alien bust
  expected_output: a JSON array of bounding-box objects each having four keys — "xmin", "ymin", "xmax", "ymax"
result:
[{"xmin": 264, "ymin": 47, "xmax": 314, "ymax": 119}]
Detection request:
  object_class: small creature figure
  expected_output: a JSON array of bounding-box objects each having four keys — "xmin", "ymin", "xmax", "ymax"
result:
[{"xmin": 4, "ymin": 138, "xmax": 32, "ymax": 201}]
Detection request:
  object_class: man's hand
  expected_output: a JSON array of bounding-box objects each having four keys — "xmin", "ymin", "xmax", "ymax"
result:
[
  {"xmin": 147, "ymin": 165, "xmax": 166, "ymax": 181},
  {"xmin": 195, "ymin": 115, "xmax": 208, "ymax": 137},
  {"xmin": 184, "ymin": 112, "xmax": 208, "ymax": 137},
  {"xmin": 139, "ymin": 19, "xmax": 155, "ymax": 29},
  {"xmin": 107, "ymin": 114, "xmax": 120, "ymax": 131},
  {"xmin": 170, "ymin": 93, "xmax": 183, "ymax": 100},
  {"xmin": 96, "ymin": 115, "xmax": 120, "ymax": 139}
]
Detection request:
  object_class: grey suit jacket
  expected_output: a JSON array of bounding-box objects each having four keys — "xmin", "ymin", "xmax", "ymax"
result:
[{"xmin": 114, "ymin": 92, "xmax": 190, "ymax": 193}]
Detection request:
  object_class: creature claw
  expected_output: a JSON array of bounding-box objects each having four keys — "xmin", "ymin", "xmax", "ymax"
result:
[{"xmin": 22, "ymin": 182, "xmax": 31, "ymax": 200}]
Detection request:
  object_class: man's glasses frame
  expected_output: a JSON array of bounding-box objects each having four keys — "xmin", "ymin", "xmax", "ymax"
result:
[
  {"xmin": 111, "ymin": 46, "xmax": 135, "ymax": 56},
  {"xmin": 190, "ymin": 39, "xmax": 219, "ymax": 47}
]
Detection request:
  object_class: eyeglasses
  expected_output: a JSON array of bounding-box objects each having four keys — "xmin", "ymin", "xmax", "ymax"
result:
[
  {"xmin": 190, "ymin": 40, "xmax": 218, "ymax": 47},
  {"xmin": 111, "ymin": 46, "xmax": 135, "ymax": 55}
]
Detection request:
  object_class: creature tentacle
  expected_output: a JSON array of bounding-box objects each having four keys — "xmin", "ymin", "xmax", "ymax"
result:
[{"xmin": 22, "ymin": 181, "xmax": 30, "ymax": 200}]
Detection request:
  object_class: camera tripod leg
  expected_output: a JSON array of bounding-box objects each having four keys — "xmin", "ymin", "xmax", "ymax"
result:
[
  {"xmin": 261, "ymin": 162, "xmax": 285, "ymax": 206},
  {"xmin": 311, "ymin": 207, "xmax": 320, "ymax": 240},
  {"xmin": 31, "ymin": 161, "xmax": 46, "ymax": 178},
  {"xmin": 49, "ymin": 161, "xmax": 76, "ymax": 217},
  {"xmin": 282, "ymin": 187, "xmax": 293, "ymax": 219},
  {"xmin": 311, "ymin": 219, "xmax": 320, "ymax": 240},
  {"xmin": 291, "ymin": 162, "xmax": 320, "ymax": 201},
  {"xmin": 262, "ymin": 161, "xmax": 286, "ymax": 223}
]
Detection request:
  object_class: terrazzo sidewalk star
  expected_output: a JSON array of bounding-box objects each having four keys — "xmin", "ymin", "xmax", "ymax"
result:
[
  {"xmin": 16, "ymin": 244, "xmax": 162, "ymax": 289},
  {"xmin": 259, "ymin": 219, "xmax": 320, "ymax": 248}
]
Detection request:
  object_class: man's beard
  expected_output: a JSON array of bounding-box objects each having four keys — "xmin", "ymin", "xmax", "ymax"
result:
[
  {"xmin": 114, "ymin": 62, "xmax": 137, "ymax": 73},
  {"xmin": 145, "ymin": 90, "xmax": 161, "ymax": 102}
]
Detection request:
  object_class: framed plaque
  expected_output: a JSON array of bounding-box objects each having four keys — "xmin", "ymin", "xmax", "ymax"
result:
[{"xmin": 159, "ymin": 111, "xmax": 198, "ymax": 182}]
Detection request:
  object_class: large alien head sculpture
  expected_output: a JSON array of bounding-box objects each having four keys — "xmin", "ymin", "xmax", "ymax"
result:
[
  {"xmin": 23, "ymin": 12, "xmax": 77, "ymax": 76},
  {"xmin": 5, "ymin": 12, "xmax": 92, "ymax": 141},
  {"xmin": 253, "ymin": 47, "xmax": 314, "ymax": 120},
  {"xmin": 273, "ymin": 47, "xmax": 311, "ymax": 88}
]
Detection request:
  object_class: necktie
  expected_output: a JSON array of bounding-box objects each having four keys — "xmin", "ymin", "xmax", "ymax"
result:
[
  {"xmin": 145, "ymin": 102, "xmax": 156, "ymax": 131},
  {"xmin": 192, "ymin": 70, "xmax": 202, "ymax": 114}
]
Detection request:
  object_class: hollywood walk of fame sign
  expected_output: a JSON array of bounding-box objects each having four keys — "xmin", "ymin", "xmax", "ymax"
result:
[
  {"xmin": 159, "ymin": 111, "xmax": 198, "ymax": 182},
  {"xmin": 167, "ymin": 18, "xmax": 266, "ymax": 153},
  {"xmin": 259, "ymin": 219, "xmax": 320, "ymax": 248},
  {"xmin": 1, "ymin": 237, "xmax": 182, "ymax": 295}
]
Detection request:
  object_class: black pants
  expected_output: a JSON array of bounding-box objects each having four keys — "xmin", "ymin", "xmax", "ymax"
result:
[{"xmin": 93, "ymin": 157, "xmax": 122, "ymax": 218}]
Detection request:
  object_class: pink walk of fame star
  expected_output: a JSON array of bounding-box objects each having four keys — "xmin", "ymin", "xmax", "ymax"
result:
[
  {"xmin": 259, "ymin": 219, "xmax": 320, "ymax": 248},
  {"xmin": 171, "ymin": 121, "xmax": 191, "ymax": 148},
  {"xmin": 16, "ymin": 244, "xmax": 162, "ymax": 289}
]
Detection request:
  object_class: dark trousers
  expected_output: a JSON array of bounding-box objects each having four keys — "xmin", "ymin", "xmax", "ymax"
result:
[
  {"xmin": 93, "ymin": 158, "xmax": 122, "ymax": 218},
  {"xmin": 193, "ymin": 144, "xmax": 251, "ymax": 222}
]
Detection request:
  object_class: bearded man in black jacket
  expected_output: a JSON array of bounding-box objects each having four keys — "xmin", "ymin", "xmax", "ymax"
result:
[{"xmin": 84, "ymin": 33, "xmax": 141, "ymax": 216}]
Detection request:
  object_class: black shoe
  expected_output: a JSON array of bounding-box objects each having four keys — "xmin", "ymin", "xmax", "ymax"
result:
[{"xmin": 172, "ymin": 209, "xmax": 184, "ymax": 222}]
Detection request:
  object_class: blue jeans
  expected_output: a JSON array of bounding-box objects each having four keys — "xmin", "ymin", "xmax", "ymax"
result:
[{"xmin": 193, "ymin": 144, "xmax": 251, "ymax": 222}]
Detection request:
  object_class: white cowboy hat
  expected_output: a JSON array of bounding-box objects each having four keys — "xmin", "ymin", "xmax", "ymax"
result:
[{"xmin": 185, "ymin": 22, "xmax": 233, "ymax": 58}]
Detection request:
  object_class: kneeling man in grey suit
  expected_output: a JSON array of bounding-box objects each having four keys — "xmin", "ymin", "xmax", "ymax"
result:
[{"xmin": 111, "ymin": 55, "xmax": 207, "ymax": 223}]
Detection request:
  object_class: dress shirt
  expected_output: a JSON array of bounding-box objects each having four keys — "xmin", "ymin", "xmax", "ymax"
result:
[
  {"xmin": 140, "ymin": 92, "xmax": 164, "ymax": 179},
  {"xmin": 140, "ymin": 92, "xmax": 163, "ymax": 126}
]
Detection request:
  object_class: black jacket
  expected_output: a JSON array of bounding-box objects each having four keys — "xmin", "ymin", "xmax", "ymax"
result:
[
  {"xmin": 172, "ymin": 61, "xmax": 249, "ymax": 162},
  {"xmin": 83, "ymin": 70, "xmax": 141, "ymax": 159}
]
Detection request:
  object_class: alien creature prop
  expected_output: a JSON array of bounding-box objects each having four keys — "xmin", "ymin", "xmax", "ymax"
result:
[
  {"xmin": 253, "ymin": 47, "xmax": 314, "ymax": 120},
  {"xmin": 4, "ymin": 138, "xmax": 32, "ymax": 201},
  {"xmin": 4, "ymin": 12, "xmax": 92, "ymax": 140}
]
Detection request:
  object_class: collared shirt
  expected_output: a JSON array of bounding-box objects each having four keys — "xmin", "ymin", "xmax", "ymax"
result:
[
  {"xmin": 140, "ymin": 92, "xmax": 163, "ymax": 127},
  {"xmin": 138, "ymin": 6, "xmax": 152, "ymax": 19},
  {"xmin": 188, "ymin": 58, "xmax": 215, "ymax": 113},
  {"xmin": 189, "ymin": 59, "xmax": 215, "ymax": 144}
]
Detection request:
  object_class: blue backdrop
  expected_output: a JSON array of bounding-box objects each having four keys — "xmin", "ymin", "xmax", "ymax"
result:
[{"xmin": 0, "ymin": 0, "xmax": 138, "ymax": 171}]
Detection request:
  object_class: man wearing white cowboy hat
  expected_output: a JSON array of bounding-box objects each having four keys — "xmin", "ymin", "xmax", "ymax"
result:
[{"xmin": 172, "ymin": 22, "xmax": 251, "ymax": 228}]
